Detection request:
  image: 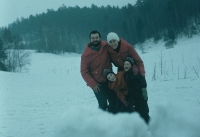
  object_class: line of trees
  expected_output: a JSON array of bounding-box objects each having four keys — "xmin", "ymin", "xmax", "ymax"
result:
[
  {"xmin": 0, "ymin": 0, "xmax": 200, "ymax": 55},
  {"xmin": 0, "ymin": 28, "xmax": 30, "ymax": 72},
  {"xmin": 0, "ymin": 38, "xmax": 7, "ymax": 71}
]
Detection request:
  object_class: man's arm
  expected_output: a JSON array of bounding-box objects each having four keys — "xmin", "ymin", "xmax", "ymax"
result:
[{"xmin": 80, "ymin": 56, "xmax": 97, "ymax": 89}]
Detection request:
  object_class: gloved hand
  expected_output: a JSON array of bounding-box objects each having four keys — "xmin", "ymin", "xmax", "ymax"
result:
[
  {"xmin": 121, "ymin": 100, "xmax": 129, "ymax": 106},
  {"xmin": 142, "ymin": 88, "xmax": 148, "ymax": 100},
  {"xmin": 93, "ymin": 84, "xmax": 101, "ymax": 93}
]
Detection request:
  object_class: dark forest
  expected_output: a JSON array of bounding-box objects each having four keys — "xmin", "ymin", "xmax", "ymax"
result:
[{"xmin": 1, "ymin": 0, "xmax": 200, "ymax": 54}]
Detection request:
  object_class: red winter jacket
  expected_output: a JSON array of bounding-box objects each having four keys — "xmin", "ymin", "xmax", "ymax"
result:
[
  {"xmin": 108, "ymin": 71, "xmax": 128, "ymax": 103},
  {"xmin": 81, "ymin": 41, "xmax": 112, "ymax": 89},
  {"xmin": 108, "ymin": 38, "xmax": 145, "ymax": 76}
]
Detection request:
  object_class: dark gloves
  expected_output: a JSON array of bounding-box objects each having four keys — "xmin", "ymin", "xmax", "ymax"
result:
[
  {"xmin": 142, "ymin": 88, "xmax": 148, "ymax": 100},
  {"xmin": 121, "ymin": 100, "xmax": 129, "ymax": 106},
  {"xmin": 93, "ymin": 84, "xmax": 101, "ymax": 93}
]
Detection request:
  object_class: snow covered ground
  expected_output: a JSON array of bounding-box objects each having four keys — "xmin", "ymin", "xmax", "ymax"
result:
[{"xmin": 0, "ymin": 35, "xmax": 200, "ymax": 137}]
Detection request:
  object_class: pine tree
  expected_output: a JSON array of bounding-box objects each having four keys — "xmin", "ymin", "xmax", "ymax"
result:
[{"xmin": 0, "ymin": 38, "xmax": 7, "ymax": 71}]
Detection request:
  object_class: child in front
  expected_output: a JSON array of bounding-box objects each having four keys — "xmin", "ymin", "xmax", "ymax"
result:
[
  {"xmin": 103, "ymin": 69, "xmax": 135, "ymax": 113},
  {"xmin": 124, "ymin": 57, "xmax": 150, "ymax": 124}
]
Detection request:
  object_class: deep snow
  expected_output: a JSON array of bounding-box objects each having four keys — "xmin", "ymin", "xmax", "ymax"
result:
[{"xmin": 0, "ymin": 35, "xmax": 200, "ymax": 137}]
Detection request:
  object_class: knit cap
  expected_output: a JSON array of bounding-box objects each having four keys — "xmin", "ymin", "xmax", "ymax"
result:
[
  {"xmin": 124, "ymin": 57, "xmax": 134, "ymax": 66},
  {"xmin": 103, "ymin": 69, "xmax": 114, "ymax": 78},
  {"xmin": 107, "ymin": 32, "xmax": 120, "ymax": 43}
]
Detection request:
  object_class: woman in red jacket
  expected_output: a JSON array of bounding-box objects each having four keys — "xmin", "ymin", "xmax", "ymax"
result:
[{"xmin": 107, "ymin": 32, "xmax": 145, "ymax": 77}]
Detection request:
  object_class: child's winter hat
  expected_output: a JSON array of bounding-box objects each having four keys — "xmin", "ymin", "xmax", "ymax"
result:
[
  {"xmin": 124, "ymin": 57, "xmax": 134, "ymax": 66},
  {"xmin": 103, "ymin": 69, "xmax": 114, "ymax": 78},
  {"xmin": 107, "ymin": 32, "xmax": 120, "ymax": 43}
]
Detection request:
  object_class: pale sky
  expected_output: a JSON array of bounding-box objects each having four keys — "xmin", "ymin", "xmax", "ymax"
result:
[{"xmin": 0, "ymin": 0, "xmax": 137, "ymax": 28}]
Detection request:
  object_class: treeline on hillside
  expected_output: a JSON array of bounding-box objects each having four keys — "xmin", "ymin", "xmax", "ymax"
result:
[{"xmin": 0, "ymin": 0, "xmax": 200, "ymax": 54}]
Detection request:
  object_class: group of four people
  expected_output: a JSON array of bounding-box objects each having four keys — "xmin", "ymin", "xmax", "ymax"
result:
[{"xmin": 80, "ymin": 30, "xmax": 150, "ymax": 124}]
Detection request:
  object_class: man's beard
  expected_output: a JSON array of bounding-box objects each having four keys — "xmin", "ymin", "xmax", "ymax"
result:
[{"xmin": 90, "ymin": 40, "xmax": 101, "ymax": 47}]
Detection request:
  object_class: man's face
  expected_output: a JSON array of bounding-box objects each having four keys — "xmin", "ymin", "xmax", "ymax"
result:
[
  {"xmin": 107, "ymin": 73, "xmax": 116, "ymax": 82},
  {"xmin": 109, "ymin": 39, "xmax": 119, "ymax": 49},
  {"xmin": 90, "ymin": 33, "xmax": 101, "ymax": 45},
  {"xmin": 124, "ymin": 61, "xmax": 132, "ymax": 71}
]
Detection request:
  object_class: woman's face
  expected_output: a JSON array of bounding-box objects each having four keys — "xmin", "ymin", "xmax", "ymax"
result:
[
  {"xmin": 109, "ymin": 39, "xmax": 118, "ymax": 49},
  {"xmin": 107, "ymin": 73, "xmax": 116, "ymax": 81},
  {"xmin": 124, "ymin": 61, "xmax": 132, "ymax": 71}
]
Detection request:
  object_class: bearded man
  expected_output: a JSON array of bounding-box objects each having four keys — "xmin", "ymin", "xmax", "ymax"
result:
[{"xmin": 80, "ymin": 30, "xmax": 115, "ymax": 113}]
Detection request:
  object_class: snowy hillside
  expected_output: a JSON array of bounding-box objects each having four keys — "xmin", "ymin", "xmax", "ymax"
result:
[{"xmin": 0, "ymin": 35, "xmax": 200, "ymax": 137}]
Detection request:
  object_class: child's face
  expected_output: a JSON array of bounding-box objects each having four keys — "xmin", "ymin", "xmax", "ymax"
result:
[
  {"xmin": 107, "ymin": 73, "xmax": 116, "ymax": 81},
  {"xmin": 124, "ymin": 61, "xmax": 132, "ymax": 71}
]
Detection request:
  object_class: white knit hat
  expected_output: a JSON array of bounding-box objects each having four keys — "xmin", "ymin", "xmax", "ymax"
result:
[{"xmin": 107, "ymin": 32, "xmax": 120, "ymax": 43}]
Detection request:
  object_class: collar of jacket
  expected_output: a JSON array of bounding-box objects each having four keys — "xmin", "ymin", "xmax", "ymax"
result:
[
  {"xmin": 125, "ymin": 68, "xmax": 133, "ymax": 75},
  {"xmin": 108, "ymin": 38, "xmax": 128, "ymax": 54},
  {"xmin": 83, "ymin": 41, "xmax": 108, "ymax": 57}
]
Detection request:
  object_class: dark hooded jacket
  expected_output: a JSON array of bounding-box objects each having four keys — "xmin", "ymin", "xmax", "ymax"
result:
[{"xmin": 124, "ymin": 68, "xmax": 147, "ymax": 102}]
